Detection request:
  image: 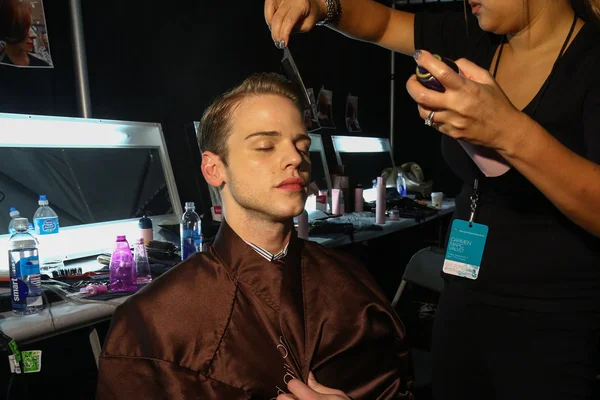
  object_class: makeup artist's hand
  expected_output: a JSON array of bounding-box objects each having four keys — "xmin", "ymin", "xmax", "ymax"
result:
[
  {"xmin": 277, "ymin": 372, "xmax": 350, "ymax": 400},
  {"xmin": 406, "ymin": 50, "xmax": 527, "ymax": 153},
  {"xmin": 265, "ymin": 0, "xmax": 326, "ymax": 48}
]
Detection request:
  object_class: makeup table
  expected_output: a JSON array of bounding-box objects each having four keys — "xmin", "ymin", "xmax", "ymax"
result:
[
  {"xmin": 0, "ymin": 200, "xmax": 455, "ymax": 350},
  {"xmin": 311, "ymin": 199, "xmax": 456, "ymax": 248}
]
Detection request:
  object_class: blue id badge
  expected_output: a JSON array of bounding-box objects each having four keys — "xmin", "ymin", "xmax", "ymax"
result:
[{"xmin": 443, "ymin": 219, "xmax": 489, "ymax": 280}]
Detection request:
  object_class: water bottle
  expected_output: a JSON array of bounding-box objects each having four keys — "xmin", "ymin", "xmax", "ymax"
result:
[
  {"xmin": 33, "ymin": 195, "xmax": 64, "ymax": 273},
  {"xmin": 397, "ymin": 172, "xmax": 407, "ymax": 197},
  {"xmin": 8, "ymin": 208, "xmax": 34, "ymax": 234},
  {"xmin": 133, "ymin": 238, "xmax": 152, "ymax": 285},
  {"xmin": 9, "ymin": 218, "xmax": 43, "ymax": 315},
  {"xmin": 180, "ymin": 202, "xmax": 202, "ymax": 260},
  {"xmin": 7, "ymin": 207, "xmax": 20, "ymax": 234},
  {"xmin": 109, "ymin": 235, "xmax": 137, "ymax": 293}
]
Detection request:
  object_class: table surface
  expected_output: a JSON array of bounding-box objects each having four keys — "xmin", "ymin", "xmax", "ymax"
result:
[{"xmin": 0, "ymin": 200, "xmax": 455, "ymax": 343}]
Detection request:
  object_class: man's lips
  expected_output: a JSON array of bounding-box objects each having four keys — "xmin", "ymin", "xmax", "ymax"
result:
[
  {"xmin": 469, "ymin": 2, "xmax": 482, "ymax": 13},
  {"xmin": 276, "ymin": 177, "xmax": 306, "ymax": 191}
]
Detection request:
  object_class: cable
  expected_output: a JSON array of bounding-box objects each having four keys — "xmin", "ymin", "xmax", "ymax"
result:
[
  {"xmin": 6, "ymin": 373, "xmax": 14, "ymax": 400},
  {"xmin": 41, "ymin": 290, "xmax": 56, "ymax": 331},
  {"xmin": 0, "ymin": 190, "xmax": 5, "ymax": 203}
]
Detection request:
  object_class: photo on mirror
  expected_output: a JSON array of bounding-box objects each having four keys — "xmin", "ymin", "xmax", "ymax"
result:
[
  {"xmin": 317, "ymin": 87, "xmax": 335, "ymax": 129},
  {"xmin": 305, "ymin": 88, "xmax": 321, "ymax": 132},
  {"xmin": 345, "ymin": 94, "xmax": 362, "ymax": 132},
  {"xmin": 0, "ymin": 0, "xmax": 53, "ymax": 68}
]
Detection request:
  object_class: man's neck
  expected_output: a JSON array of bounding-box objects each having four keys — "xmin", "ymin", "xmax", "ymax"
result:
[
  {"xmin": 224, "ymin": 207, "xmax": 293, "ymax": 254},
  {"xmin": 507, "ymin": 1, "xmax": 576, "ymax": 55}
]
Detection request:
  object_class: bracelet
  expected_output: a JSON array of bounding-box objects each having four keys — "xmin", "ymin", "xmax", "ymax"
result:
[{"xmin": 316, "ymin": 0, "xmax": 342, "ymax": 26}]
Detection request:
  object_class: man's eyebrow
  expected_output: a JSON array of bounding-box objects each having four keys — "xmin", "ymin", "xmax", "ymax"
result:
[
  {"xmin": 244, "ymin": 131, "xmax": 281, "ymax": 140},
  {"xmin": 295, "ymin": 134, "xmax": 311, "ymax": 144}
]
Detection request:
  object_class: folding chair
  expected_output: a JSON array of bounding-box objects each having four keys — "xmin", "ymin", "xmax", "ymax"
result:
[
  {"xmin": 392, "ymin": 246, "xmax": 446, "ymax": 308},
  {"xmin": 391, "ymin": 246, "xmax": 446, "ymax": 393}
]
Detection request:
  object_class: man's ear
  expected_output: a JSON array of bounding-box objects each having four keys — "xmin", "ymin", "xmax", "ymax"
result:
[{"xmin": 201, "ymin": 151, "xmax": 226, "ymax": 188}]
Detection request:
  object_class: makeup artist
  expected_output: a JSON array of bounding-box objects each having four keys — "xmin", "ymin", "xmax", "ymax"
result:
[{"xmin": 266, "ymin": 0, "xmax": 600, "ymax": 399}]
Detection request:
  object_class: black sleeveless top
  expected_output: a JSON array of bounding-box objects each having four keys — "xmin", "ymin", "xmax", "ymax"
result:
[{"xmin": 414, "ymin": 12, "xmax": 600, "ymax": 312}]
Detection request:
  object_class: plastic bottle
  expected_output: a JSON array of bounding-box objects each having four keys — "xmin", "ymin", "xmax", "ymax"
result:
[
  {"xmin": 376, "ymin": 176, "xmax": 386, "ymax": 224},
  {"xmin": 7, "ymin": 207, "xmax": 20, "ymax": 234},
  {"xmin": 8, "ymin": 208, "xmax": 34, "ymax": 234},
  {"xmin": 109, "ymin": 235, "xmax": 137, "ymax": 293},
  {"xmin": 33, "ymin": 195, "xmax": 64, "ymax": 273},
  {"xmin": 397, "ymin": 172, "xmax": 407, "ymax": 197},
  {"xmin": 354, "ymin": 185, "xmax": 364, "ymax": 212},
  {"xmin": 297, "ymin": 210, "xmax": 309, "ymax": 240},
  {"xmin": 138, "ymin": 216, "xmax": 153, "ymax": 245},
  {"xmin": 134, "ymin": 238, "xmax": 152, "ymax": 284},
  {"xmin": 180, "ymin": 202, "xmax": 202, "ymax": 260},
  {"xmin": 9, "ymin": 218, "xmax": 43, "ymax": 315}
]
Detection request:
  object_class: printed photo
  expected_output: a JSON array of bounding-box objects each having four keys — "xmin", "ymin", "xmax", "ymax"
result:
[
  {"xmin": 305, "ymin": 88, "xmax": 320, "ymax": 132},
  {"xmin": 317, "ymin": 87, "xmax": 335, "ymax": 129},
  {"xmin": 345, "ymin": 94, "xmax": 362, "ymax": 132},
  {"xmin": 0, "ymin": 0, "xmax": 53, "ymax": 68}
]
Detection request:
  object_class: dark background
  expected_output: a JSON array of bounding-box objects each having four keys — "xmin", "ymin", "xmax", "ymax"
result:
[{"xmin": 0, "ymin": 0, "xmax": 464, "ymax": 217}]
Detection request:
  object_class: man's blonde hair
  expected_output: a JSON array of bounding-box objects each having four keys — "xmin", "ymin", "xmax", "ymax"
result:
[{"xmin": 198, "ymin": 73, "xmax": 303, "ymax": 165}]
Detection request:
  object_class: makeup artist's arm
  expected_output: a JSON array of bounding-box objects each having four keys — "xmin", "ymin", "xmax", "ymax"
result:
[
  {"xmin": 406, "ymin": 51, "xmax": 600, "ymax": 238},
  {"xmin": 265, "ymin": 0, "xmax": 415, "ymax": 55}
]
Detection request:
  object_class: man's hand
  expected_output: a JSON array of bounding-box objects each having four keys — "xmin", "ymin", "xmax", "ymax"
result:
[
  {"xmin": 264, "ymin": 0, "xmax": 327, "ymax": 47},
  {"xmin": 277, "ymin": 372, "xmax": 351, "ymax": 400}
]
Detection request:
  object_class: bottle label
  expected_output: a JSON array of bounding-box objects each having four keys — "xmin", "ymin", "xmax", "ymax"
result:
[
  {"xmin": 11, "ymin": 278, "xmax": 29, "ymax": 309},
  {"xmin": 19, "ymin": 256, "xmax": 40, "ymax": 277},
  {"xmin": 34, "ymin": 217, "xmax": 59, "ymax": 235}
]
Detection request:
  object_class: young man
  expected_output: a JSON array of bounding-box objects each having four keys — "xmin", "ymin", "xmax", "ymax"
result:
[{"xmin": 96, "ymin": 73, "xmax": 411, "ymax": 399}]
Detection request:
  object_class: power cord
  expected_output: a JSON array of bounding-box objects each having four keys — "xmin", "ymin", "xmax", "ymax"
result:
[{"xmin": 0, "ymin": 190, "xmax": 5, "ymax": 204}]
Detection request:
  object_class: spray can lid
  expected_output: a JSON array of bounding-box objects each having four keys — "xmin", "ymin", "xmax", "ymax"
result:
[
  {"xmin": 38, "ymin": 194, "xmax": 49, "ymax": 205},
  {"xmin": 138, "ymin": 215, "xmax": 153, "ymax": 229}
]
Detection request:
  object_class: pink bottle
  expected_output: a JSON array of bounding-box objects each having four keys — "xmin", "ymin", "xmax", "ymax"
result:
[{"xmin": 109, "ymin": 235, "xmax": 137, "ymax": 292}]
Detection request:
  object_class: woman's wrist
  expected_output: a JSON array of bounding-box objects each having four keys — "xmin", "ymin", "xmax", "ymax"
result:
[
  {"xmin": 497, "ymin": 111, "xmax": 536, "ymax": 160},
  {"xmin": 316, "ymin": 0, "xmax": 342, "ymax": 26}
]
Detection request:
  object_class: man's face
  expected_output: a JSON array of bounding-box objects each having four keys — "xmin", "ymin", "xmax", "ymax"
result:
[{"xmin": 216, "ymin": 94, "xmax": 311, "ymax": 222}]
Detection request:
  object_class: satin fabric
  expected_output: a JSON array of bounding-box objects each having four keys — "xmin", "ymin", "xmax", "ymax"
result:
[{"xmin": 97, "ymin": 221, "xmax": 412, "ymax": 399}]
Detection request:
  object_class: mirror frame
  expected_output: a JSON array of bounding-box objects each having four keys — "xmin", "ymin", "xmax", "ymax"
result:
[
  {"xmin": 0, "ymin": 112, "xmax": 182, "ymax": 218},
  {"xmin": 331, "ymin": 135, "xmax": 396, "ymax": 168}
]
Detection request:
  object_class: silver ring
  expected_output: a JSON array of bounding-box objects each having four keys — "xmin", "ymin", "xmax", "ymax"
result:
[{"xmin": 424, "ymin": 110, "xmax": 436, "ymax": 127}]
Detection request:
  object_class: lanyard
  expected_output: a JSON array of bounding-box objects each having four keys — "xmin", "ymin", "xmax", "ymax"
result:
[{"xmin": 469, "ymin": 178, "xmax": 479, "ymax": 227}]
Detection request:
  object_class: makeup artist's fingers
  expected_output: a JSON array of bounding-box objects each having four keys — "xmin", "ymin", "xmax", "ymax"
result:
[
  {"xmin": 414, "ymin": 49, "xmax": 464, "ymax": 91},
  {"xmin": 277, "ymin": 394, "xmax": 299, "ymax": 400},
  {"xmin": 405, "ymin": 74, "xmax": 447, "ymax": 111},
  {"xmin": 270, "ymin": 1, "xmax": 292, "ymax": 44},
  {"xmin": 279, "ymin": 6, "xmax": 308, "ymax": 47},
  {"xmin": 417, "ymin": 105, "xmax": 469, "ymax": 137},
  {"xmin": 265, "ymin": 0, "xmax": 279, "ymax": 28},
  {"xmin": 307, "ymin": 372, "xmax": 348, "ymax": 396},
  {"xmin": 454, "ymin": 58, "xmax": 495, "ymax": 85}
]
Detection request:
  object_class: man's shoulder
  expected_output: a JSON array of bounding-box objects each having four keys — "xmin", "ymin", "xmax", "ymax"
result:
[
  {"xmin": 124, "ymin": 250, "xmax": 235, "ymax": 310},
  {"xmin": 302, "ymin": 239, "xmax": 363, "ymax": 266},
  {"xmin": 300, "ymin": 240, "xmax": 374, "ymax": 282},
  {"xmin": 104, "ymin": 250, "xmax": 239, "ymax": 372}
]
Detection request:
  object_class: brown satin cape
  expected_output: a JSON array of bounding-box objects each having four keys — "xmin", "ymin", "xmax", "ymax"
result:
[{"xmin": 96, "ymin": 221, "xmax": 412, "ymax": 399}]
